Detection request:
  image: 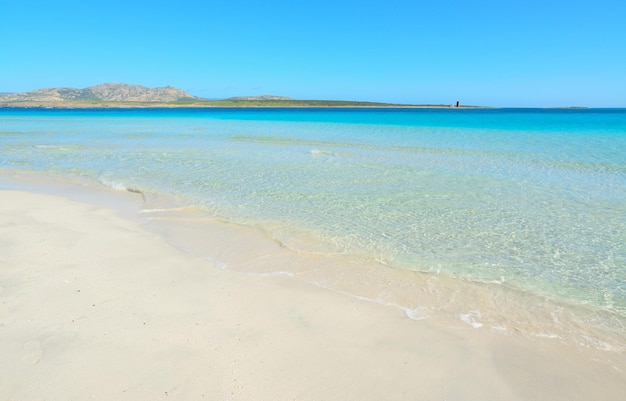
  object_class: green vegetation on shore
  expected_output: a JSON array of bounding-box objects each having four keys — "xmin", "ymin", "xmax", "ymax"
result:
[
  {"xmin": 0, "ymin": 84, "xmax": 483, "ymax": 108},
  {"xmin": 171, "ymin": 99, "xmax": 460, "ymax": 108},
  {"xmin": 0, "ymin": 99, "xmax": 479, "ymax": 109}
]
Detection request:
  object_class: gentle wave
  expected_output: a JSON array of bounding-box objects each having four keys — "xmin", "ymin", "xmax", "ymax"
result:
[{"xmin": 1, "ymin": 107, "xmax": 625, "ymax": 351}]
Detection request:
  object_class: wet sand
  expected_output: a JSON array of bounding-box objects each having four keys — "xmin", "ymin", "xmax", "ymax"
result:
[{"xmin": 1, "ymin": 185, "xmax": 625, "ymax": 400}]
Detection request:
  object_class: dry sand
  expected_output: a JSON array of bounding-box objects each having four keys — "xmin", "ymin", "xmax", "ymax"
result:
[{"xmin": 1, "ymin": 188, "xmax": 625, "ymax": 401}]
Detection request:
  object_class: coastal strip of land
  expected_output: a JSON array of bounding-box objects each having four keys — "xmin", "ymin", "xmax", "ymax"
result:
[
  {"xmin": 0, "ymin": 99, "xmax": 479, "ymax": 109},
  {"xmin": 1, "ymin": 178, "xmax": 625, "ymax": 400},
  {"xmin": 0, "ymin": 83, "xmax": 480, "ymax": 108}
]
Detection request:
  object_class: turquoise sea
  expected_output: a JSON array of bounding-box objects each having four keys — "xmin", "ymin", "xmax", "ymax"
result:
[{"xmin": 1, "ymin": 107, "xmax": 625, "ymax": 348}]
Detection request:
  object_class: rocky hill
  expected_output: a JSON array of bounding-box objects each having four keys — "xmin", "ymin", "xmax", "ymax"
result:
[{"xmin": 0, "ymin": 83, "xmax": 201, "ymax": 103}]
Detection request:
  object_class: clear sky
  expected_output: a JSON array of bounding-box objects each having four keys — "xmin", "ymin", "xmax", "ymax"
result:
[{"xmin": 1, "ymin": 0, "xmax": 625, "ymax": 107}]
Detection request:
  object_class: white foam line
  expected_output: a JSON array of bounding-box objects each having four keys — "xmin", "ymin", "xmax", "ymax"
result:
[
  {"xmin": 458, "ymin": 310, "xmax": 484, "ymax": 328},
  {"xmin": 200, "ymin": 256, "xmax": 295, "ymax": 277},
  {"xmin": 306, "ymin": 282, "xmax": 431, "ymax": 322},
  {"xmin": 404, "ymin": 306, "xmax": 431, "ymax": 321},
  {"xmin": 139, "ymin": 207, "xmax": 188, "ymax": 214},
  {"xmin": 534, "ymin": 333, "xmax": 560, "ymax": 339},
  {"xmin": 202, "ymin": 256, "xmax": 228, "ymax": 271}
]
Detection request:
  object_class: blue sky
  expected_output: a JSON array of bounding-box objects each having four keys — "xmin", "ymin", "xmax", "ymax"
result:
[{"xmin": 1, "ymin": 0, "xmax": 625, "ymax": 106}]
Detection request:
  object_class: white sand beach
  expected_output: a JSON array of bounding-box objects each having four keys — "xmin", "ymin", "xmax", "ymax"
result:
[{"xmin": 2, "ymin": 186, "xmax": 626, "ymax": 400}]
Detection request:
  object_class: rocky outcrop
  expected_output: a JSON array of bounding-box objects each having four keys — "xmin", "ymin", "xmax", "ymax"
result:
[
  {"xmin": 84, "ymin": 83, "xmax": 199, "ymax": 102},
  {"xmin": 0, "ymin": 83, "xmax": 201, "ymax": 103}
]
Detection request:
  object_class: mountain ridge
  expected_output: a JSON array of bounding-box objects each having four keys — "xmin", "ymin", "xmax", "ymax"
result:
[{"xmin": 0, "ymin": 83, "xmax": 201, "ymax": 103}]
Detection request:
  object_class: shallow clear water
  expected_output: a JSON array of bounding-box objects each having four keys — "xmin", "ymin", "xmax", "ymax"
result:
[{"xmin": 2, "ymin": 108, "xmax": 625, "ymax": 319}]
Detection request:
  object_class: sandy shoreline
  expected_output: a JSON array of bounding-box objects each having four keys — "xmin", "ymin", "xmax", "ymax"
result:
[{"xmin": 2, "ymin": 182, "xmax": 626, "ymax": 400}]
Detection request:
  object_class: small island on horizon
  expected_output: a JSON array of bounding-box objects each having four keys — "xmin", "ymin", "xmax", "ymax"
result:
[{"xmin": 0, "ymin": 83, "xmax": 481, "ymax": 109}]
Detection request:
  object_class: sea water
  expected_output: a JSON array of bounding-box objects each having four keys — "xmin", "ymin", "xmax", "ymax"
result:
[{"xmin": 1, "ymin": 107, "xmax": 625, "ymax": 348}]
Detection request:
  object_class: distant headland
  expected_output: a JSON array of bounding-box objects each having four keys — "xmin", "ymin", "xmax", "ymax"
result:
[{"xmin": 0, "ymin": 83, "xmax": 480, "ymax": 108}]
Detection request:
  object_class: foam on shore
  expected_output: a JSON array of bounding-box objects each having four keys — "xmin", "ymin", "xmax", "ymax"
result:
[
  {"xmin": 2, "ymin": 175, "xmax": 626, "ymax": 400},
  {"xmin": 140, "ymin": 197, "xmax": 626, "ymax": 352}
]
